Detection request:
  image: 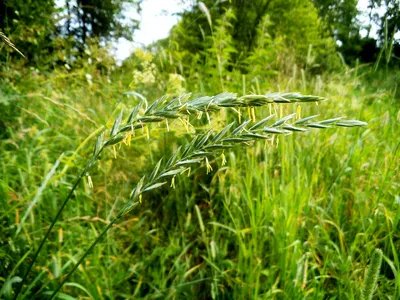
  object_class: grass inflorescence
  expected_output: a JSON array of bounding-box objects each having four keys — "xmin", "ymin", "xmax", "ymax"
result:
[
  {"xmin": 1, "ymin": 53, "xmax": 398, "ymax": 299},
  {"xmin": 11, "ymin": 89, "xmax": 368, "ymax": 299}
]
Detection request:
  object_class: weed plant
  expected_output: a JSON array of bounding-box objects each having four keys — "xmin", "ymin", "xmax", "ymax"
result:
[
  {"xmin": 5, "ymin": 84, "xmax": 368, "ymax": 298},
  {"xmin": 1, "ymin": 21, "xmax": 399, "ymax": 300}
]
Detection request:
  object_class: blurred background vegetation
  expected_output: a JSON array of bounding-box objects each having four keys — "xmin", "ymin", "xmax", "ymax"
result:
[{"xmin": 1, "ymin": 0, "xmax": 399, "ymax": 299}]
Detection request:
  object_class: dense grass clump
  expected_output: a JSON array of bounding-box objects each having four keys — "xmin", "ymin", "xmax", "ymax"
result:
[{"xmin": 1, "ymin": 39, "xmax": 399, "ymax": 299}]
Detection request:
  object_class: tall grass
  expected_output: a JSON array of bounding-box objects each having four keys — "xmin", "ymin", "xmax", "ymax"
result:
[
  {"xmin": 11, "ymin": 87, "xmax": 366, "ymax": 298},
  {"xmin": 1, "ymin": 40, "xmax": 399, "ymax": 299}
]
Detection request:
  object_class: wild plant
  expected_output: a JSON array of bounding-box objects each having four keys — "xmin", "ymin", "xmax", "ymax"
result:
[
  {"xmin": 0, "ymin": 30, "xmax": 26, "ymax": 58},
  {"xmin": 361, "ymin": 248, "xmax": 383, "ymax": 300},
  {"xmin": 130, "ymin": 49, "xmax": 158, "ymax": 92},
  {"xmin": 205, "ymin": 8, "xmax": 237, "ymax": 90},
  {"xmin": 13, "ymin": 91, "xmax": 367, "ymax": 299}
]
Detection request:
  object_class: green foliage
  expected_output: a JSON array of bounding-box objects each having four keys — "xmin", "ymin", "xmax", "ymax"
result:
[
  {"xmin": 274, "ymin": 0, "xmax": 340, "ymax": 70},
  {"xmin": 369, "ymin": 0, "xmax": 400, "ymax": 44},
  {"xmin": 0, "ymin": 0, "xmax": 57, "ymax": 64},
  {"xmin": 313, "ymin": 0, "xmax": 360, "ymax": 44},
  {"xmin": 245, "ymin": 15, "xmax": 279, "ymax": 79},
  {"xmin": 11, "ymin": 83, "xmax": 366, "ymax": 298},
  {"xmin": 0, "ymin": 31, "xmax": 26, "ymax": 58},
  {"xmin": 1, "ymin": 50, "xmax": 400, "ymax": 298},
  {"xmin": 0, "ymin": 0, "xmax": 141, "ymax": 67},
  {"xmin": 63, "ymin": 0, "xmax": 141, "ymax": 48},
  {"xmin": 1, "ymin": 1, "xmax": 400, "ymax": 299},
  {"xmin": 167, "ymin": 0, "xmax": 339, "ymax": 72}
]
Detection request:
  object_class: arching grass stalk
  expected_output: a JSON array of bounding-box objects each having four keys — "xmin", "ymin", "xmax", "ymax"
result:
[
  {"xmin": 14, "ymin": 91, "xmax": 329, "ymax": 298},
  {"xmin": 49, "ymin": 113, "xmax": 366, "ymax": 298}
]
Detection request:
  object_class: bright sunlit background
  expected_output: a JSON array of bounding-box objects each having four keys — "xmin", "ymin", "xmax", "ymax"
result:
[
  {"xmin": 114, "ymin": 0, "xmax": 398, "ymax": 62},
  {"xmin": 55, "ymin": 0, "xmax": 398, "ymax": 62},
  {"xmin": 3, "ymin": 0, "xmax": 399, "ymax": 298},
  {"xmin": 114, "ymin": 0, "xmax": 191, "ymax": 62}
]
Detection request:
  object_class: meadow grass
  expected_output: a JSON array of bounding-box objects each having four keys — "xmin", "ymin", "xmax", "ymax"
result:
[{"xmin": 0, "ymin": 62, "xmax": 399, "ymax": 299}]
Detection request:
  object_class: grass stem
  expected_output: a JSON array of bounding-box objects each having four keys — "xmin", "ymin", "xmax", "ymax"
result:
[
  {"xmin": 13, "ymin": 155, "xmax": 101, "ymax": 299},
  {"xmin": 49, "ymin": 218, "xmax": 118, "ymax": 299}
]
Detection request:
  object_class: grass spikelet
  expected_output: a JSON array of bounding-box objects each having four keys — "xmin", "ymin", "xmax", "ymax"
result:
[
  {"xmin": 199, "ymin": 2, "xmax": 212, "ymax": 28},
  {"xmin": 13, "ymin": 91, "xmax": 367, "ymax": 300},
  {"xmin": 361, "ymin": 248, "xmax": 383, "ymax": 300}
]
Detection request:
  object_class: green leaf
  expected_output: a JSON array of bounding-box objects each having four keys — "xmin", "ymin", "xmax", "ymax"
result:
[
  {"xmin": 182, "ymin": 136, "xmax": 199, "ymax": 158},
  {"xmin": 119, "ymin": 201, "xmax": 139, "ymax": 217},
  {"xmin": 165, "ymin": 94, "xmax": 189, "ymax": 110},
  {"xmin": 153, "ymin": 110, "xmax": 181, "ymax": 119},
  {"xmin": 190, "ymin": 151, "xmax": 214, "ymax": 158},
  {"xmin": 1, "ymin": 276, "xmax": 21, "ymax": 298},
  {"xmin": 239, "ymin": 94, "xmax": 270, "ymax": 102},
  {"xmin": 204, "ymin": 144, "xmax": 233, "ymax": 150},
  {"xmin": 268, "ymin": 94, "xmax": 292, "ymax": 103},
  {"xmin": 119, "ymin": 123, "xmax": 144, "ymax": 133},
  {"xmin": 213, "ymin": 92, "xmax": 237, "ymax": 106},
  {"xmin": 124, "ymin": 91, "xmax": 147, "ymax": 104},
  {"xmin": 42, "ymin": 291, "xmax": 76, "ymax": 300},
  {"xmin": 145, "ymin": 96, "xmax": 167, "ymax": 115},
  {"xmin": 188, "ymin": 96, "xmax": 215, "ymax": 112},
  {"xmin": 195, "ymin": 204, "xmax": 205, "ymax": 232},
  {"xmin": 269, "ymin": 93, "xmax": 325, "ymax": 103}
]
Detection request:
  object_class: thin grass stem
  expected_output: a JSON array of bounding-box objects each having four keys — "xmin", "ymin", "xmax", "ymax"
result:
[
  {"xmin": 49, "ymin": 218, "xmax": 119, "ymax": 299},
  {"xmin": 13, "ymin": 155, "xmax": 101, "ymax": 300},
  {"xmin": 13, "ymin": 92, "xmax": 366, "ymax": 298}
]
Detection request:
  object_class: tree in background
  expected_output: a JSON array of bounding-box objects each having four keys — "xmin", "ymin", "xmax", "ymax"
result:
[
  {"xmin": 265, "ymin": 0, "xmax": 338, "ymax": 70},
  {"xmin": 312, "ymin": 0, "xmax": 365, "ymax": 63},
  {"xmin": 313, "ymin": 0, "xmax": 399, "ymax": 65},
  {"xmin": 313, "ymin": 0, "xmax": 360, "ymax": 43},
  {"xmin": 369, "ymin": 0, "xmax": 400, "ymax": 65},
  {"xmin": 0, "ymin": 0, "xmax": 142, "ymax": 66},
  {"xmin": 63, "ymin": 0, "xmax": 142, "ymax": 50},
  {"xmin": 163, "ymin": 0, "xmax": 400, "ymax": 71},
  {"xmin": 1, "ymin": 0, "xmax": 398, "ymax": 68},
  {"xmin": 368, "ymin": 0, "xmax": 399, "ymax": 42},
  {"xmin": 162, "ymin": 0, "xmax": 338, "ymax": 77},
  {"xmin": 0, "ymin": 0, "xmax": 57, "ymax": 64}
]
